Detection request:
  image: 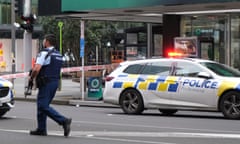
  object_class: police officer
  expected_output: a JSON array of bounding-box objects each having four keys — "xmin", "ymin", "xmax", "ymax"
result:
[{"xmin": 29, "ymin": 34, "xmax": 71, "ymax": 137}]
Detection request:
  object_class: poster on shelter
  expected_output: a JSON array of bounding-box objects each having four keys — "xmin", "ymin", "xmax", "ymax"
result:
[{"xmin": 174, "ymin": 37, "xmax": 198, "ymax": 57}]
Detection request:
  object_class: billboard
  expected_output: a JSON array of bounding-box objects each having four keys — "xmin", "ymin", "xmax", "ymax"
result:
[{"xmin": 174, "ymin": 37, "xmax": 198, "ymax": 57}]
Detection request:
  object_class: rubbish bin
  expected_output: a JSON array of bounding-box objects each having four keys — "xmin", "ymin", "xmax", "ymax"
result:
[{"xmin": 87, "ymin": 77, "xmax": 103, "ymax": 100}]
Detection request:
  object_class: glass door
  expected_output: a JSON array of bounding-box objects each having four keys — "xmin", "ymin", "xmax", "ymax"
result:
[
  {"xmin": 181, "ymin": 15, "xmax": 228, "ymax": 64},
  {"xmin": 198, "ymin": 37, "xmax": 214, "ymax": 60}
]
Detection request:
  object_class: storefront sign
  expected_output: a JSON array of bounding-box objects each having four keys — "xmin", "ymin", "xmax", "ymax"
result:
[
  {"xmin": 61, "ymin": 0, "xmax": 236, "ymax": 12},
  {"xmin": 195, "ymin": 29, "xmax": 214, "ymax": 36}
]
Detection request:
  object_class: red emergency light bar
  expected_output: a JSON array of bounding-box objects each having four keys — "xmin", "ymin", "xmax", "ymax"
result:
[{"xmin": 167, "ymin": 52, "xmax": 183, "ymax": 57}]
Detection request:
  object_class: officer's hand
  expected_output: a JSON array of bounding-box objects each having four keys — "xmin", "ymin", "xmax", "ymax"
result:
[
  {"xmin": 28, "ymin": 77, "xmax": 34, "ymax": 88},
  {"xmin": 28, "ymin": 77, "xmax": 34, "ymax": 84}
]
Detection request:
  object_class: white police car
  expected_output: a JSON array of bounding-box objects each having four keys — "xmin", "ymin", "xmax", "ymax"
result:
[
  {"xmin": 0, "ymin": 78, "xmax": 14, "ymax": 117},
  {"xmin": 103, "ymin": 58, "xmax": 240, "ymax": 119}
]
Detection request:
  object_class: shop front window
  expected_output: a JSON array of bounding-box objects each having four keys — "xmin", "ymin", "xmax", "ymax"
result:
[
  {"xmin": 181, "ymin": 15, "xmax": 227, "ymax": 64},
  {"xmin": 231, "ymin": 15, "xmax": 240, "ymax": 70},
  {"xmin": 0, "ymin": 1, "xmax": 11, "ymax": 24}
]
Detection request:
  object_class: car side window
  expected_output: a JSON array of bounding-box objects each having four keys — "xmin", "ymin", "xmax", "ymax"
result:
[
  {"xmin": 123, "ymin": 64, "xmax": 145, "ymax": 74},
  {"xmin": 174, "ymin": 61, "xmax": 204, "ymax": 77},
  {"xmin": 140, "ymin": 61, "xmax": 172, "ymax": 76}
]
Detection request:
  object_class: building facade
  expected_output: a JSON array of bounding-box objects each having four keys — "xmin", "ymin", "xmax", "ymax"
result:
[
  {"xmin": 0, "ymin": 1, "xmax": 238, "ymax": 70},
  {"xmin": 0, "ymin": 0, "xmax": 39, "ymax": 72},
  {"xmin": 38, "ymin": 0, "xmax": 240, "ymax": 70}
]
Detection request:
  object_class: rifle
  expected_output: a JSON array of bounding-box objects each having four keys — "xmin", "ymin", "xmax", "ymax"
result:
[{"xmin": 24, "ymin": 69, "xmax": 33, "ymax": 98}]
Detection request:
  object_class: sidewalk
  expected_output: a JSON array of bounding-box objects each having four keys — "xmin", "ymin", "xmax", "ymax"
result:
[{"xmin": 13, "ymin": 78, "xmax": 118, "ymax": 108}]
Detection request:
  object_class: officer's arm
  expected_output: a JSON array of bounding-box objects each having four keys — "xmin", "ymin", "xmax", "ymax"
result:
[
  {"xmin": 30, "ymin": 64, "xmax": 42, "ymax": 80},
  {"xmin": 29, "ymin": 51, "xmax": 46, "ymax": 80}
]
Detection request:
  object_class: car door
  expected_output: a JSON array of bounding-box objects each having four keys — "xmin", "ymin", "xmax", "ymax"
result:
[
  {"xmin": 170, "ymin": 61, "xmax": 218, "ymax": 108},
  {"xmin": 139, "ymin": 61, "xmax": 175, "ymax": 105}
]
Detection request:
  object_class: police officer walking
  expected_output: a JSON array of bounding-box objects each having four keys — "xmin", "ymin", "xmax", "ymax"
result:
[{"xmin": 28, "ymin": 34, "xmax": 71, "ymax": 137}]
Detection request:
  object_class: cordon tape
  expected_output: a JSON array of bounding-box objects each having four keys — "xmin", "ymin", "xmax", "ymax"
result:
[{"xmin": 0, "ymin": 64, "xmax": 119, "ymax": 80}]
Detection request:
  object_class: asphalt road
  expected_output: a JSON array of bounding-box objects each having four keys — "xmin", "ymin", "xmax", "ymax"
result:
[{"xmin": 1, "ymin": 101, "xmax": 240, "ymax": 144}]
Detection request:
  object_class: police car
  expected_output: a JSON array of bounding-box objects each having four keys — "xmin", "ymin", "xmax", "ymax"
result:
[
  {"xmin": 0, "ymin": 78, "xmax": 14, "ymax": 117},
  {"xmin": 103, "ymin": 58, "xmax": 240, "ymax": 119}
]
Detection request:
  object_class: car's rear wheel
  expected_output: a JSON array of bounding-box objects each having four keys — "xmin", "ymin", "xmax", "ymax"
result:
[
  {"xmin": 158, "ymin": 109, "xmax": 178, "ymax": 116},
  {"xmin": 120, "ymin": 89, "xmax": 144, "ymax": 114},
  {"xmin": 0, "ymin": 110, "xmax": 7, "ymax": 117},
  {"xmin": 220, "ymin": 91, "xmax": 240, "ymax": 119}
]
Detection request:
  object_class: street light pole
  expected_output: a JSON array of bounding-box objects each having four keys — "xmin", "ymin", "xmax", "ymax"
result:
[
  {"xmin": 23, "ymin": 0, "xmax": 32, "ymax": 91},
  {"xmin": 80, "ymin": 20, "xmax": 85, "ymax": 100},
  {"xmin": 58, "ymin": 21, "xmax": 63, "ymax": 91},
  {"xmin": 11, "ymin": 0, "xmax": 16, "ymax": 85}
]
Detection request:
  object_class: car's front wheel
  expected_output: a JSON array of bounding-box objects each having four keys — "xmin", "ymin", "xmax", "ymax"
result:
[
  {"xmin": 220, "ymin": 91, "xmax": 240, "ymax": 119},
  {"xmin": 120, "ymin": 89, "xmax": 144, "ymax": 114}
]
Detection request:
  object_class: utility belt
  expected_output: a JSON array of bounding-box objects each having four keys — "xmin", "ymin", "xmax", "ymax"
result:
[{"xmin": 36, "ymin": 76, "xmax": 59, "ymax": 88}]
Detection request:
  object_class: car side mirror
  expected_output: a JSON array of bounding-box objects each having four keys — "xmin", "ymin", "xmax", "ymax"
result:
[{"xmin": 197, "ymin": 72, "xmax": 212, "ymax": 79}]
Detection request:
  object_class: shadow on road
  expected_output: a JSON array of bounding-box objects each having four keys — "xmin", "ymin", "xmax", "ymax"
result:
[{"xmin": 109, "ymin": 111, "xmax": 239, "ymax": 121}]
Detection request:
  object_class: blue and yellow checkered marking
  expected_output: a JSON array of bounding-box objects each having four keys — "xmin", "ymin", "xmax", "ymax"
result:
[
  {"xmin": 113, "ymin": 74, "xmax": 240, "ymax": 97},
  {"xmin": 148, "ymin": 83, "xmax": 158, "ymax": 90},
  {"xmin": 113, "ymin": 75, "xmax": 179, "ymax": 92},
  {"xmin": 168, "ymin": 83, "xmax": 179, "ymax": 92},
  {"xmin": 217, "ymin": 81, "xmax": 239, "ymax": 96},
  {"xmin": 113, "ymin": 82, "xmax": 123, "ymax": 88},
  {"xmin": 118, "ymin": 75, "xmax": 128, "ymax": 77}
]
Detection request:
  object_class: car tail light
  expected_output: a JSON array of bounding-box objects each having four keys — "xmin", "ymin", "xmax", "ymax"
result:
[{"xmin": 105, "ymin": 76, "xmax": 114, "ymax": 82}]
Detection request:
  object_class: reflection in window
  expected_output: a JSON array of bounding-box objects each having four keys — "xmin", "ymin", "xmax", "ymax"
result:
[
  {"xmin": 141, "ymin": 62, "xmax": 171, "ymax": 76},
  {"xmin": 174, "ymin": 61, "xmax": 204, "ymax": 77},
  {"xmin": 201, "ymin": 62, "xmax": 240, "ymax": 77},
  {"xmin": 123, "ymin": 64, "xmax": 144, "ymax": 74}
]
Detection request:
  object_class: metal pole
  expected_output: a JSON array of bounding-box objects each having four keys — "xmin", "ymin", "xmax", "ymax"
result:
[
  {"xmin": 227, "ymin": 14, "xmax": 231, "ymax": 66},
  {"xmin": 11, "ymin": 0, "xmax": 16, "ymax": 85},
  {"xmin": 96, "ymin": 45, "xmax": 98, "ymax": 71},
  {"xmin": 80, "ymin": 20, "xmax": 85, "ymax": 100},
  {"xmin": 58, "ymin": 21, "xmax": 63, "ymax": 91},
  {"xmin": 23, "ymin": 0, "xmax": 30, "ymax": 17},
  {"xmin": 23, "ymin": 0, "xmax": 32, "ymax": 91},
  {"xmin": 58, "ymin": 22, "xmax": 63, "ymax": 54},
  {"xmin": 147, "ymin": 23, "xmax": 152, "ymax": 58}
]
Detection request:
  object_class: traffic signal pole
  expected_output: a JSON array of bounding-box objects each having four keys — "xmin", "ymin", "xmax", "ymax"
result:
[
  {"xmin": 11, "ymin": 0, "xmax": 16, "ymax": 85},
  {"xmin": 23, "ymin": 0, "xmax": 32, "ymax": 91}
]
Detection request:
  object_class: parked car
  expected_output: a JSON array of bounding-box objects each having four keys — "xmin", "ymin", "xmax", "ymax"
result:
[
  {"xmin": 0, "ymin": 78, "xmax": 14, "ymax": 117},
  {"xmin": 103, "ymin": 58, "xmax": 240, "ymax": 119}
]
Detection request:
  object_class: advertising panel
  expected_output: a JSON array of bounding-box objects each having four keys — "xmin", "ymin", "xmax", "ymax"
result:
[{"xmin": 174, "ymin": 37, "xmax": 198, "ymax": 57}]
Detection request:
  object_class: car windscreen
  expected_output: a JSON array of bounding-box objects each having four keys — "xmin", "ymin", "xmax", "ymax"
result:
[{"xmin": 200, "ymin": 62, "xmax": 240, "ymax": 77}]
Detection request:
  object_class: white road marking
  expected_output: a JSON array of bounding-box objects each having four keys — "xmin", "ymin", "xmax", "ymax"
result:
[
  {"xmin": 0, "ymin": 129, "xmax": 174, "ymax": 144},
  {"xmin": 5, "ymin": 115, "xmax": 240, "ymax": 134},
  {"xmin": 4, "ymin": 114, "xmax": 240, "ymax": 135},
  {"xmin": 70, "ymin": 131, "xmax": 240, "ymax": 139},
  {"xmin": 73, "ymin": 120, "xmax": 240, "ymax": 134},
  {"xmin": 84, "ymin": 136, "xmax": 175, "ymax": 144},
  {"xmin": 1, "ymin": 128, "xmax": 240, "ymax": 139}
]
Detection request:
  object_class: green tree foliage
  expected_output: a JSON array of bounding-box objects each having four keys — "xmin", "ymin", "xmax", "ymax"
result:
[{"xmin": 38, "ymin": 16, "xmax": 144, "ymax": 65}]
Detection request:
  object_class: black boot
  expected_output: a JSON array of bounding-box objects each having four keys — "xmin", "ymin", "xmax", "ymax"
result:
[
  {"xmin": 62, "ymin": 118, "xmax": 72, "ymax": 137},
  {"xmin": 30, "ymin": 129, "xmax": 47, "ymax": 136}
]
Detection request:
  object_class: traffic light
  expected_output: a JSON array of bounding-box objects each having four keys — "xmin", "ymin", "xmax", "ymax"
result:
[
  {"xmin": 14, "ymin": 0, "xmax": 23, "ymax": 16},
  {"xmin": 14, "ymin": 14, "xmax": 37, "ymax": 33}
]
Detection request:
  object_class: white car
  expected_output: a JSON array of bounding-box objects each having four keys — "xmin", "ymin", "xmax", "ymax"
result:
[
  {"xmin": 103, "ymin": 58, "xmax": 240, "ymax": 119},
  {"xmin": 0, "ymin": 78, "xmax": 14, "ymax": 117}
]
